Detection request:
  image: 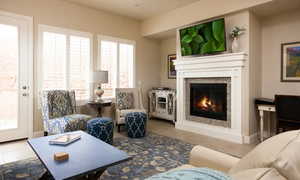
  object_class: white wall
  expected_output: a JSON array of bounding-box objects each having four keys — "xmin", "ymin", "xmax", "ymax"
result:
[{"xmin": 262, "ymin": 10, "xmax": 300, "ymax": 98}]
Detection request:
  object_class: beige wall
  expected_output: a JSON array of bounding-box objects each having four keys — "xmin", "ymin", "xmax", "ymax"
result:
[
  {"xmin": 249, "ymin": 12, "xmax": 262, "ymax": 135},
  {"xmin": 160, "ymin": 37, "xmax": 177, "ymax": 89},
  {"xmin": 261, "ymin": 10, "xmax": 300, "ymax": 98},
  {"xmin": 0, "ymin": 0, "xmax": 161, "ymax": 132},
  {"xmin": 142, "ymin": 0, "xmax": 272, "ymax": 36}
]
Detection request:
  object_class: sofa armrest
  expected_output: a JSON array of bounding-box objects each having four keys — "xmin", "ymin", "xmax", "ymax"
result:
[{"xmin": 189, "ymin": 145, "xmax": 240, "ymax": 173}]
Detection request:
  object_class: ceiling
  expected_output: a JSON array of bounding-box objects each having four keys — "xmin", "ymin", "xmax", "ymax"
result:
[
  {"xmin": 251, "ymin": 0, "xmax": 300, "ymax": 18},
  {"xmin": 63, "ymin": 0, "xmax": 200, "ymax": 20}
]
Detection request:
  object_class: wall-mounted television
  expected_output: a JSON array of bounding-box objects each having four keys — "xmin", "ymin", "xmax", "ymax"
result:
[{"xmin": 180, "ymin": 18, "xmax": 226, "ymax": 57}]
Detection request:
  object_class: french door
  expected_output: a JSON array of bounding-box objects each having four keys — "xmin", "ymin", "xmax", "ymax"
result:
[{"xmin": 0, "ymin": 11, "xmax": 33, "ymax": 142}]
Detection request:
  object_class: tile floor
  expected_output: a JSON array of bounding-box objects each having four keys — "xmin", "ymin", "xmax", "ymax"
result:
[{"xmin": 0, "ymin": 119, "xmax": 257, "ymax": 165}]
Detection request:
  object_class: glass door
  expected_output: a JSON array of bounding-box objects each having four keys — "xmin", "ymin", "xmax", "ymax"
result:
[{"xmin": 0, "ymin": 12, "xmax": 33, "ymax": 142}]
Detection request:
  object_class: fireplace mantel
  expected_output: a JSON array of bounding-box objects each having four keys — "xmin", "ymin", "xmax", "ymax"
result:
[
  {"xmin": 174, "ymin": 52, "xmax": 249, "ymax": 144},
  {"xmin": 174, "ymin": 52, "xmax": 247, "ymax": 70}
]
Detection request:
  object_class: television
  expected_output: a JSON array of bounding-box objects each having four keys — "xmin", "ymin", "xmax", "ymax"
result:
[{"xmin": 180, "ymin": 18, "xmax": 226, "ymax": 57}]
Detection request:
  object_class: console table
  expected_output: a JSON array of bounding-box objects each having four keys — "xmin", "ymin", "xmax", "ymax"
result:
[
  {"xmin": 148, "ymin": 89, "xmax": 176, "ymax": 123},
  {"xmin": 257, "ymin": 104, "xmax": 276, "ymax": 142}
]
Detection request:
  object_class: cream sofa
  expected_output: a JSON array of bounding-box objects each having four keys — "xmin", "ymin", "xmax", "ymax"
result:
[{"xmin": 173, "ymin": 130, "xmax": 300, "ymax": 180}]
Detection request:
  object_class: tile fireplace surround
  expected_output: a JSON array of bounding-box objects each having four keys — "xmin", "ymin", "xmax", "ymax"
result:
[{"xmin": 174, "ymin": 53, "xmax": 248, "ymax": 144}]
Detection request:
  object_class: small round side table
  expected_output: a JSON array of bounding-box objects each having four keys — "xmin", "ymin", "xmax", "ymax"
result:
[{"xmin": 87, "ymin": 100, "xmax": 112, "ymax": 117}]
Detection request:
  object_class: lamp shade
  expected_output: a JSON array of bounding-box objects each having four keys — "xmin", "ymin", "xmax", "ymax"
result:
[{"xmin": 90, "ymin": 71, "xmax": 108, "ymax": 84}]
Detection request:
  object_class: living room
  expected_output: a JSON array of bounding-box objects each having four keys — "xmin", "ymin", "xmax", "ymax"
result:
[{"xmin": 0, "ymin": 0, "xmax": 300, "ymax": 179}]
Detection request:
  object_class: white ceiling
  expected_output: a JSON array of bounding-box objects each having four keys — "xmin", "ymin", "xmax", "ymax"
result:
[{"xmin": 63, "ymin": 0, "xmax": 200, "ymax": 20}]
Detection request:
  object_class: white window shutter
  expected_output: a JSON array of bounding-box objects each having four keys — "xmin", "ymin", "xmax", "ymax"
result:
[
  {"xmin": 69, "ymin": 36, "xmax": 91, "ymax": 101},
  {"xmin": 42, "ymin": 32, "xmax": 67, "ymax": 90}
]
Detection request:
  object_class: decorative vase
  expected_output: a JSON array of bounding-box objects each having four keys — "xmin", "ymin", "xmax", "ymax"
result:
[{"xmin": 231, "ymin": 37, "xmax": 239, "ymax": 53}]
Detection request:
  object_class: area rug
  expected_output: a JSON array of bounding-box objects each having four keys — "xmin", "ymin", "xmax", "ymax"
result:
[{"xmin": 0, "ymin": 133, "xmax": 194, "ymax": 180}]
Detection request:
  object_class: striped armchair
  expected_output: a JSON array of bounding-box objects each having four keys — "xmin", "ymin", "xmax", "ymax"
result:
[{"xmin": 41, "ymin": 90, "xmax": 92, "ymax": 135}]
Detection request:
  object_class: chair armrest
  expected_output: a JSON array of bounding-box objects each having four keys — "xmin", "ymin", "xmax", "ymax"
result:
[{"xmin": 189, "ymin": 145, "xmax": 240, "ymax": 173}]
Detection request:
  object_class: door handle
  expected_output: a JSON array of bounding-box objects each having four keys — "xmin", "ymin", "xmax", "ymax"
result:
[
  {"xmin": 22, "ymin": 86, "xmax": 29, "ymax": 90},
  {"xmin": 22, "ymin": 93, "xmax": 29, "ymax": 96}
]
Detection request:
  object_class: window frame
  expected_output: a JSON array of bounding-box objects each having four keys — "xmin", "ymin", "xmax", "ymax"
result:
[
  {"xmin": 38, "ymin": 24, "xmax": 93, "ymax": 105},
  {"xmin": 97, "ymin": 35, "xmax": 136, "ymax": 99}
]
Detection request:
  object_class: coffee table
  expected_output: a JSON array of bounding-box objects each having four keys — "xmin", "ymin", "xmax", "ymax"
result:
[{"xmin": 28, "ymin": 131, "xmax": 131, "ymax": 180}]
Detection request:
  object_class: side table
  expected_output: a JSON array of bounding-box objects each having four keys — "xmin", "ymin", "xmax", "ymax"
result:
[
  {"xmin": 87, "ymin": 100, "xmax": 112, "ymax": 117},
  {"xmin": 257, "ymin": 104, "xmax": 276, "ymax": 142}
]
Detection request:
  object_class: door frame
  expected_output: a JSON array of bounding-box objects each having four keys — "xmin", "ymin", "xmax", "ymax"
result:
[{"xmin": 0, "ymin": 10, "xmax": 34, "ymax": 139}]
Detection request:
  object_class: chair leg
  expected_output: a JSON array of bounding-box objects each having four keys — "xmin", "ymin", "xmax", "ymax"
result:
[{"xmin": 44, "ymin": 131, "xmax": 48, "ymax": 136}]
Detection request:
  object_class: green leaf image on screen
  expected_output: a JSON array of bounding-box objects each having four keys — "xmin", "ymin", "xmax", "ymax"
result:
[{"xmin": 180, "ymin": 19, "xmax": 226, "ymax": 56}]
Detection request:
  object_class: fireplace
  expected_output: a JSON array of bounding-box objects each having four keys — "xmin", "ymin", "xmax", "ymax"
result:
[
  {"xmin": 190, "ymin": 83, "xmax": 227, "ymax": 121},
  {"xmin": 186, "ymin": 78, "xmax": 231, "ymax": 128},
  {"xmin": 174, "ymin": 53, "xmax": 248, "ymax": 144}
]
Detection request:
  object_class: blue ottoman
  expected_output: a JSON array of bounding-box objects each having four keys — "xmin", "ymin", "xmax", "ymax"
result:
[
  {"xmin": 125, "ymin": 112, "xmax": 147, "ymax": 138},
  {"xmin": 87, "ymin": 117, "xmax": 114, "ymax": 144}
]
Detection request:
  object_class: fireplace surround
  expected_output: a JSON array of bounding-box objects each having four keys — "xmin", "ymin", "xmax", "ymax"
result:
[
  {"xmin": 186, "ymin": 78, "xmax": 231, "ymax": 128},
  {"xmin": 174, "ymin": 53, "xmax": 248, "ymax": 144}
]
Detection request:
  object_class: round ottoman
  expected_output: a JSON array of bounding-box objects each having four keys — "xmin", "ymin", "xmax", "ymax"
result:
[
  {"xmin": 87, "ymin": 117, "xmax": 114, "ymax": 144},
  {"xmin": 125, "ymin": 112, "xmax": 147, "ymax": 138}
]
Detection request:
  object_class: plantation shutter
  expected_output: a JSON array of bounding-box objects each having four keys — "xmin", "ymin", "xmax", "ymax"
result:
[
  {"xmin": 42, "ymin": 32, "xmax": 67, "ymax": 90},
  {"xmin": 41, "ymin": 26, "xmax": 92, "ymax": 102},
  {"xmin": 69, "ymin": 36, "xmax": 91, "ymax": 101}
]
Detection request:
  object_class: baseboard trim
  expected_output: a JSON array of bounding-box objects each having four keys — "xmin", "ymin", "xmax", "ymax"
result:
[
  {"xmin": 244, "ymin": 133, "xmax": 259, "ymax": 144},
  {"xmin": 176, "ymin": 123, "xmax": 244, "ymax": 144},
  {"xmin": 33, "ymin": 131, "xmax": 44, "ymax": 138}
]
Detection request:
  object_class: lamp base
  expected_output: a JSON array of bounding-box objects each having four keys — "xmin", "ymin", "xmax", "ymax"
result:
[{"xmin": 94, "ymin": 85, "xmax": 104, "ymax": 102}]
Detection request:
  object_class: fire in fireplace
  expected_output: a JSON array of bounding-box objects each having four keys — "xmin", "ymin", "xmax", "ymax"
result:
[
  {"xmin": 190, "ymin": 83, "xmax": 227, "ymax": 121},
  {"xmin": 196, "ymin": 96, "xmax": 218, "ymax": 112}
]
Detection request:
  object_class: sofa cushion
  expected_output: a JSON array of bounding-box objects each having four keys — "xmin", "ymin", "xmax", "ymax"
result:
[
  {"xmin": 230, "ymin": 168, "xmax": 287, "ymax": 180},
  {"xmin": 272, "ymin": 133, "xmax": 300, "ymax": 180},
  {"xmin": 146, "ymin": 168, "xmax": 232, "ymax": 180},
  {"xmin": 116, "ymin": 92, "xmax": 134, "ymax": 110},
  {"xmin": 229, "ymin": 130, "xmax": 300, "ymax": 179}
]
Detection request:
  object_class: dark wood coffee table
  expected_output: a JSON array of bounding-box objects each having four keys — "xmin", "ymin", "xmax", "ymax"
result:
[{"xmin": 28, "ymin": 131, "xmax": 131, "ymax": 180}]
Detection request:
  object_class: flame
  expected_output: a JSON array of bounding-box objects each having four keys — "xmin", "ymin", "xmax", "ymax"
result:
[{"xmin": 196, "ymin": 96, "xmax": 217, "ymax": 112}]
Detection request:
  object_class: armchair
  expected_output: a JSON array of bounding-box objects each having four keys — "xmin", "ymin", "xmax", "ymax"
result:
[
  {"xmin": 41, "ymin": 90, "xmax": 92, "ymax": 135},
  {"xmin": 115, "ymin": 88, "xmax": 146, "ymax": 132}
]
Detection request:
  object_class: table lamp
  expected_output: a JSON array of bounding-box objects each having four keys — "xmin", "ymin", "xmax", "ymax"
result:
[{"xmin": 91, "ymin": 71, "xmax": 108, "ymax": 102}]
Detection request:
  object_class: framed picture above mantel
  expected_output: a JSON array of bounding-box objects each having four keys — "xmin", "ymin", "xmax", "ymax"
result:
[
  {"xmin": 281, "ymin": 42, "xmax": 300, "ymax": 82},
  {"xmin": 168, "ymin": 54, "xmax": 176, "ymax": 79}
]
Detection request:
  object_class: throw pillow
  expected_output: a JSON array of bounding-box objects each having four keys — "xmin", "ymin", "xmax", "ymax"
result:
[
  {"xmin": 145, "ymin": 168, "xmax": 232, "ymax": 180},
  {"xmin": 117, "ymin": 92, "xmax": 134, "ymax": 110}
]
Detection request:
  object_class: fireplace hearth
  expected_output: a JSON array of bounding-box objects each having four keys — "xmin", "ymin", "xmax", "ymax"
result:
[{"xmin": 190, "ymin": 83, "xmax": 227, "ymax": 121}]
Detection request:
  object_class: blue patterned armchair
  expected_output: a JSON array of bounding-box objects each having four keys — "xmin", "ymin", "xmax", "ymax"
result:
[{"xmin": 41, "ymin": 90, "xmax": 92, "ymax": 135}]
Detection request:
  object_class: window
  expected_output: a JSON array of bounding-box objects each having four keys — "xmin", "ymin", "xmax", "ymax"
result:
[
  {"xmin": 98, "ymin": 36, "xmax": 135, "ymax": 98},
  {"xmin": 39, "ymin": 25, "xmax": 92, "ymax": 102}
]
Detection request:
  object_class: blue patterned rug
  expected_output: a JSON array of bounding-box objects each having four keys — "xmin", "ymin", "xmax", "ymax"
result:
[{"xmin": 0, "ymin": 133, "xmax": 194, "ymax": 180}]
